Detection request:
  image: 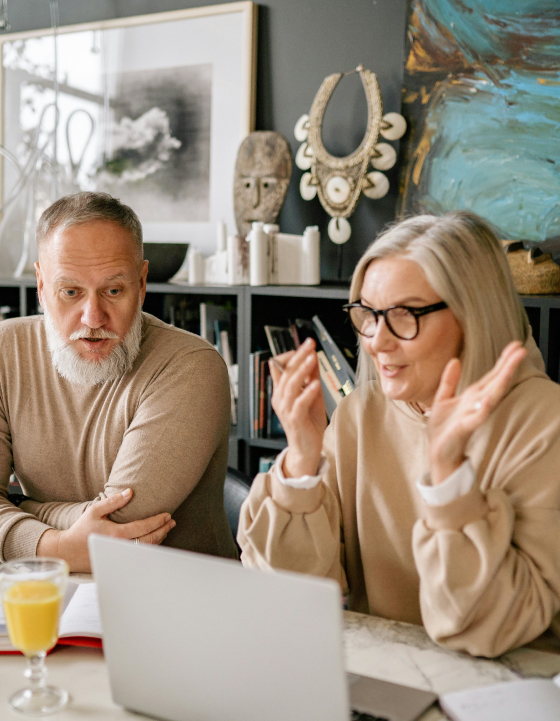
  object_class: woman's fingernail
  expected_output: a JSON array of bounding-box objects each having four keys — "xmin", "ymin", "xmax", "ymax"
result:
[
  {"xmin": 304, "ymin": 338, "xmax": 313, "ymax": 347},
  {"xmin": 171, "ymin": 520, "xmax": 176, "ymax": 528},
  {"xmin": 122, "ymin": 489, "xmax": 132, "ymax": 497}
]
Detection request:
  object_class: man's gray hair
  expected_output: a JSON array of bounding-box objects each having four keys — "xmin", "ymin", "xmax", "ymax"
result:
[
  {"xmin": 349, "ymin": 211, "xmax": 530, "ymax": 392},
  {"xmin": 36, "ymin": 191, "xmax": 143, "ymax": 264}
]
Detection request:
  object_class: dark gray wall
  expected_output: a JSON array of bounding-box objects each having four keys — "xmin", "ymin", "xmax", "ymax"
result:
[{"xmin": 6, "ymin": 0, "xmax": 408, "ymax": 281}]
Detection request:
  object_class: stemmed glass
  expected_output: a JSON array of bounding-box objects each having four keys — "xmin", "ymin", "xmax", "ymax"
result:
[{"xmin": 0, "ymin": 558, "xmax": 69, "ymax": 715}]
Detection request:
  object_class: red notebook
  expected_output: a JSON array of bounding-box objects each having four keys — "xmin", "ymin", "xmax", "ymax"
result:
[{"xmin": 0, "ymin": 582, "xmax": 103, "ymax": 655}]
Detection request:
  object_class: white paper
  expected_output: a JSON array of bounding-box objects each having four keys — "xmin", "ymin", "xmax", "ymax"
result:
[
  {"xmin": 441, "ymin": 679, "xmax": 560, "ymax": 721},
  {"xmin": 58, "ymin": 583, "xmax": 102, "ymax": 639}
]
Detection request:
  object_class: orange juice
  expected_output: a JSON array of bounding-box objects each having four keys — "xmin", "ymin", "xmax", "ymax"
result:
[{"xmin": 2, "ymin": 581, "xmax": 62, "ymax": 654}]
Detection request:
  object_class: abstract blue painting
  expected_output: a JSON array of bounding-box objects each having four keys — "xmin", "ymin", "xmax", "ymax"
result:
[{"xmin": 399, "ymin": 0, "xmax": 560, "ymax": 242}]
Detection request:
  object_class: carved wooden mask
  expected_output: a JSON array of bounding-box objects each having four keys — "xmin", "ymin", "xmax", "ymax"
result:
[{"xmin": 234, "ymin": 131, "xmax": 292, "ymax": 236}]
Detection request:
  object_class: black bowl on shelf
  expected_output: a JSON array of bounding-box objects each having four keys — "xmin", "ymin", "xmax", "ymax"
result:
[{"xmin": 143, "ymin": 242, "xmax": 189, "ymax": 283}]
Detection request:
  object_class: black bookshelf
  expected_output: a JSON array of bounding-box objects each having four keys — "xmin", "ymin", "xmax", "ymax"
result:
[{"xmin": 1, "ymin": 277, "xmax": 558, "ymax": 475}]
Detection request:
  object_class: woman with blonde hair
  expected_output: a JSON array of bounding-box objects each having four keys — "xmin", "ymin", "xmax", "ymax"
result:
[{"xmin": 238, "ymin": 211, "xmax": 560, "ymax": 658}]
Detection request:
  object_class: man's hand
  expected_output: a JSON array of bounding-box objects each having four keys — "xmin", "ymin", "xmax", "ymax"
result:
[{"xmin": 36, "ymin": 489, "xmax": 176, "ymax": 572}]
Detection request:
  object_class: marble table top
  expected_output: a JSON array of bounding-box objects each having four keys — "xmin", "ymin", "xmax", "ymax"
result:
[
  {"xmin": 1, "ymin": 575, "xmax": 559, "ymax": 720},
  {"xmin": 343, "ymin": 612, "xmax": 560, "ymax": 721}
]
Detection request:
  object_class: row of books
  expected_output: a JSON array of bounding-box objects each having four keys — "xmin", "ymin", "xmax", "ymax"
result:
[
  {"xmin": 164, "ymin": 297, "xmax": 238, "ymax": 424},
  {"xmin": 199, "ymin": 302, "xmax": 238, "ymax": 426},
  {"xmin": 249, "ymin": 316, "xmax": 357, "ymax": 439}
]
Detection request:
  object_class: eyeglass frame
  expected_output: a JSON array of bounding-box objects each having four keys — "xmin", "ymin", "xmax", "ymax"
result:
[{"xmin": 342, "ymin": 300, "xmax": 448, "ymax": 341}]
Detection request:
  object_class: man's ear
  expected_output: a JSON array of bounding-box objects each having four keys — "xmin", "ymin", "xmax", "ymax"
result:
[
  {"xmin": 35, "ymin": 261, "xmax": 44, "ymax": 309},
  {"xmin": 139, "ymin": 259, "xmax": 149, "ymax": 304}
]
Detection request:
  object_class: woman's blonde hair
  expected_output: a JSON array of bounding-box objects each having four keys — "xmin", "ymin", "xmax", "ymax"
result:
[{"xmin": 349, "ymin": 211, "xmax": 529, "ymax": 391}]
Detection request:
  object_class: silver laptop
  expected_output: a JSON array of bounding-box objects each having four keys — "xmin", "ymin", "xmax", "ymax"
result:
[{"xmin": 89, "ymin": 535, "xmax": 436, "ymax": 721}]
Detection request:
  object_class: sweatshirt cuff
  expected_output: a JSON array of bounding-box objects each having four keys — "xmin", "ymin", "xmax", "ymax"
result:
[
  {"xmin": 275, "ymin": 447, "xmax": 329, "ymax": 489},
  {"xmin": 416, "ymin": 459, "xmax": 476, "ymax": 507},
  {"xmin": 2, "ymin": 517, "xmax": 52, "ymax": 561},
  {"xmin": 423, "ymin": 482, "xmax": 489, "ymax": 531}
]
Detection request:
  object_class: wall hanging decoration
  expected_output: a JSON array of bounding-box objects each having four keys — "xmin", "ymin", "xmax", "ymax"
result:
[
  {"xmin": 294, "ymin": 64, "xmax": 406, "ymax": 245},
  {"xmin": 233, "ymin": 131, "xmax": 292, "ymax": 238},
  {"xmin": 0, "ymin": 1, "xmax": 257, "ymax": 277}
]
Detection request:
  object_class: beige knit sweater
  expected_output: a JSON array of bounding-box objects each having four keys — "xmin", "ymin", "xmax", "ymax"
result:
[
  {"xmin": 238, "ymin": 341, "xmax": 560, "ymax": 657},
  {"xmin": 0, "ymin": 313, "xmax": 237, "ymax": 561}
]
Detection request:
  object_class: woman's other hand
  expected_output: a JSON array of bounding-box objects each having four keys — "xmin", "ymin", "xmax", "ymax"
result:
[
  {"xmin": 427, "ymin": 341, "xmax": 528, "ymax": 485},
  {"xmin": 269, "ymin": 338, "xmax": 327, "ymax": 478}
]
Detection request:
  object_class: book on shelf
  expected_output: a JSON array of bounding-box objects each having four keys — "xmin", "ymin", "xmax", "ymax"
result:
[
  {"xmin": 219, "ymin": 330, "xmax": 233, "ymax": 367},
  {"xmin": 258, "ymin": 316, "xmax": 353, "ymax": 425},
  {"xmin": 213, "ymin": 320, "xmax": 228, "ymax": 355},
  {"xmin": 317, "ymin": 350, "xmax": 343, "ymax": 418},
  {"xmin": 266, "ymin": 373, "xmax": 273, "ymax": 438},
  {"xmin": 249, "ymin": 350, "xmax": 271, "ymax": 439},
  {"xmin": 312, "ymin": 315, "xmax": 356, "ymax": 396},
  {"xmin": 264, "ymin": 325, "xmax": 296, "ymax": 356},
  {"xmin": 258, "ymin": 455, "xmax": 278, "ymax": 473},
  {"xmin": 258, "ymin": 354, "xmax": 269, "ymax": 438},
  {"xmin": 265, "ymin": 374, "xmax": 286, "ymax": 439},
  {"xmin": 261, "ymin": 324, "xmax": 297, "ymax": 436},
  {"xmin": 0, "ymin": 582, "xmax": 102, "ymax": 654},
  {"xmin": 199, "ymin": 302, "xmax": 233, "ymax": 346},
  {"xmin": 289, "ymin": 320, "xmax": 301, "ymax": 349},
  {"xmin": 249, "ymin": 352, "xmax": 254, "ymax": 437},
  {"xmin": 218, "ymin": 327, "xmax": 237, "ymax": 426},
  {"xmin": 200, "ymin": 304, "xmax": 238, "ymax": 426}
]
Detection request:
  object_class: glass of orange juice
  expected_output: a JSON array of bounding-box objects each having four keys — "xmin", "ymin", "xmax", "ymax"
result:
[{"xmin": 0, "ymin": 558, "xmax": 69, "ymax": 715}]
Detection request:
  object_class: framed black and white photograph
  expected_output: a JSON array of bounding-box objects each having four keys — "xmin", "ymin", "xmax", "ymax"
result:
[{"xmin": 0, "ymin": 1, "xmax": 257, "ymax": 275}]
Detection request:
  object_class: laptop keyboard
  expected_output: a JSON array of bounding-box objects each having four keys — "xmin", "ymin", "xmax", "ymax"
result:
[{"xmin": 350, "ymin": 712, "xmax": 389, "ymax": 721}]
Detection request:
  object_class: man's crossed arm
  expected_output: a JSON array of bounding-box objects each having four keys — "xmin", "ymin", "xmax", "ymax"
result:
[
  {"xmin": 35, "ymin": 489, "xmax": 175, "ymax": 571},
  {"xmin": 0, "ymin": 345, "xmax": 230, "ymax": 571}
]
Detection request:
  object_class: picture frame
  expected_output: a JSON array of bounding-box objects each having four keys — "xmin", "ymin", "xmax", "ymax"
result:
[{"xmin": 0, "ymin": 1, "xmax": 257, "ymax": 266}]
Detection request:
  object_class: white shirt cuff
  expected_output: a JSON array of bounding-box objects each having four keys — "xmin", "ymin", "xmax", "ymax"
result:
[
  {"xmin": 416, "ymin": 459, "xmax": 476, "ymax": 507},
  {"xmin": 274, "ymin": 447, "xmax": 328, "ymax": 490}
]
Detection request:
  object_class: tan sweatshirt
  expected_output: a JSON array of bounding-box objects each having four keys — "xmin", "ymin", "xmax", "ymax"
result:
[
  {"xmin": 0, "ymin": 313, "xmax": 237, "ymax": 561},
  {"xmin": 238, "ymin": 340, "xmax": 560, "ymax": 657}
]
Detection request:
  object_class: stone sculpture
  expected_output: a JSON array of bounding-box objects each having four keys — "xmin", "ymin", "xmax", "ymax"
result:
[{"xmin": 233, "ymin": 131, "xmax": 292, "ymax": 237}]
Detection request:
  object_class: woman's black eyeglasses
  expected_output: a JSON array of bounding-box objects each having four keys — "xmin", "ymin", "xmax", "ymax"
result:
[{"xmin": 342, "ymin": 301, "xmax": 448, "ymax": 341}]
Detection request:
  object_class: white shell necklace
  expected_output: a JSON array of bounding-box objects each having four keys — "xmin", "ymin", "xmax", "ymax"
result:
[{"xmin": 294, "ymin": 64, "xmax": 407, "ymax": 245}]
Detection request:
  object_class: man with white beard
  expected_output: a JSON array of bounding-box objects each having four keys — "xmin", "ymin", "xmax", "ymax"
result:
[{"xmin": 0, "ymin": 192, "xmax": 237, "ymax": 571}]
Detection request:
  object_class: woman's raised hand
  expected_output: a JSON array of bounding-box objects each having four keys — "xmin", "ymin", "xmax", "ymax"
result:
[
  {"xmin": 427, "ymin": 341, "xmax": 527, "ymax": 485},
  {"xmin": 269, "ymin": 338, "xmax": 327, "ymax": 478}
]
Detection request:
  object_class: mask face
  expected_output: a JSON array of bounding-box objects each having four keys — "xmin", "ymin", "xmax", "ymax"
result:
[{"xmin": 233, "ymin": 131, "xmax": 292, "ymax": 236}]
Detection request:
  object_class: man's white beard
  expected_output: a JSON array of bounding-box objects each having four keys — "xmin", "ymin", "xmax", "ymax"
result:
[{"xmin": 44, "ymin": 304, "xmax": 143, "ymax": 386}]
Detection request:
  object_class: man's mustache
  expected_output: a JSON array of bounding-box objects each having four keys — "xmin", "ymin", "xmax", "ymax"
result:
[{"xmin": 69, "ymin": 328, "xmax": 119, "ymax": 341}]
